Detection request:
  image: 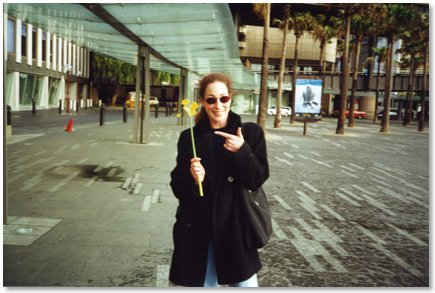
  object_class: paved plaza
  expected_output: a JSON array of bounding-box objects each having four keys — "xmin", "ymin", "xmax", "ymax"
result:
[{"xmin": 3, "ymin": 108, "xmax": 430, "ymax": 287}]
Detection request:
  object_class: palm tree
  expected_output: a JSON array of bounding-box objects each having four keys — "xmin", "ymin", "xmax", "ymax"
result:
[
  {"xmin": 272, "ymin": 4, "xmax": 291, "ymax": 128},
  {"xmin": 396, "ymin": 5, "xmax": 425, "ymax": 126},
  {"xmin": 371, "ymin": 46, "xmax": 388, "ymax": 123},
  {"xmin": 418, "ymin": 9, "xmax": 429, "ymax": 132},
  {"xmin": 312, "ymin": 14, "xmax": 336, "ymax": 76},
  {"xmin": 399, "ymin": 55, "xmax": 423, "ymax": 126},
  {"xmin": 348, "ymin": 5, "xmax": 376, "ymax": 128},
  {"xmin": 289, "ymin": 11, "xmax": 314, "ymax": 124},
  {"xmin": 379, "ymin": 4, "xmax": 411, "ymax": 133},
  {"xmin": 253, "ymin": 3, "xmax": 271, "ymax": 130},
  {"xmin": 331, "ymin": 8, "xmax": 351, "ymax": 135}
]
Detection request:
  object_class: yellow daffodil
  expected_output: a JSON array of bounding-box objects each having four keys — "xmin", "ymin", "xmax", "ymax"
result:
[{"xmin": 180, "ymin": 99, "xmax": 204, "ymax": 196}]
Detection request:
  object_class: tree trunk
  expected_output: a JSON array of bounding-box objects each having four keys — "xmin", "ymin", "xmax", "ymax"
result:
[
  {"xmin": 256, "ymin": 3, "xmax": 271, "ymax": 130},
  {"xmin": 348, "ymin": 34, "xmax": 362, "ymax": 128},
  {"xmin": 418, "ymin": 42, "xmax": 428, "ymax": 131},
  {"xmin": 403, "ymin": 59, "xmax": 415, "ymax": 126},
  {"xmin": 336, "ymin": 14, "xmax": 351, "ymax": 135},
  {"xmin": 319, "ymin": 41, "xmax": 325, "ymax": 75},
  {"xmin": 380, "ymin": 34, "xmax": 395, "ymax": 133},
  {"xmin": 111, "ymin": 84, "xmax": 121, "ymax": 106},
  {"xmin": 373, "ymin": 61, "xmax": 381, "ymax": 123},
  {"xmin": 274, "ymin": 22, "xmax": 289, "ymax": 129},
  {"xmin": 290, "ymin": 36, "xmax": 300, "ymax": 125}
]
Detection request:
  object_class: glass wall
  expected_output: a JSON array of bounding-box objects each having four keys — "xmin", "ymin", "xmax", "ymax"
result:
[
  {"xmin": 5, "ymin": 73, "xmax": 15, "ymax": 107},
  {"xmin": 19, "ymin": 73, "xmax": 35, "ymax": 106},
  {"xmin": 48, "ymin": 78, "xmax": 62, "ymax": 106}
]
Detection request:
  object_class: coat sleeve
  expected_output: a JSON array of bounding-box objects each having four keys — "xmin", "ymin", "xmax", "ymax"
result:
[
  {"xmin": 170, "ymin": 130, "xmax": 202, "ymax": 200},
  {"xmin": 232, "ymin": 122, "xmax": 269, "ymax": 191}
]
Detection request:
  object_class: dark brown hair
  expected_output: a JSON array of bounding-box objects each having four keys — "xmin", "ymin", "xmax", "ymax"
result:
[
  {"xmin": 199, "ymin": 73, "xmax": 233, "ymax": 99},
  {"xmin": 195, "ymin": 73, "xmax": 233, "ymax": 123}
]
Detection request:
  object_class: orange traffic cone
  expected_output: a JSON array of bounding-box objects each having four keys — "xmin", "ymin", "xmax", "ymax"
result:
[{"xmin": 65, "ymin": 118, "xmax": 74, "ymax": 132}]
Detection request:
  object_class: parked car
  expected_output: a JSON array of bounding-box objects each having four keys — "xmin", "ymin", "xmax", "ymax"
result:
[
  {"xmin": 333, "ymin": 109, "xmax": 367, "ymax": 119},
  {"xmin": 126, "ymin": 92, "xmax": 159, "ymax": 108},
  {"xmin": 267, "ymin": 106, "xmax": 292, "ymax": 116},
  {"xmin": 377, "ymin": 109, "xmax": 398, "ymax": 120}
]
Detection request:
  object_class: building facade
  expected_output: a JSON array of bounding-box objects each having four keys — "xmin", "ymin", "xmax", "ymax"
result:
[{"xmin": 4, "ymin": 16, "xmax": 91, "ymax": 112}]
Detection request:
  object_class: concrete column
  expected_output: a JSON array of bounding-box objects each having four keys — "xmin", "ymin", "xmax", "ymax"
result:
[
  {"xmin": 4, "ymin": 13, "xmax": 7, "ymax": 62},
  {"xmin": 26, "ymin": 23, "xmax": 32, "ymax": 66},
  {"xmin": 15, "ymin": 19, "xmax": 21, "ymax": 64},
  {"xmin": 133, "ymin": 46, "xmax": 144, "ymax": 143},
  {"xmin": 143, "ymin": 45, "xmax": 151, "ymax": 144},
  {"xmin": 52, "ymin": 34, "xmax": 57, "ymax": 71},
  {"xmin": 36, "ymin": 28, "xmax": 42, "ymax": 67},
  {"xmin": 46, "ymin": 32, "xmax": 51, "ymax": 69},
  {"xmin": 72, "ymin": 44, "xmax": 76, "ymax": 75},
  {"xmin": 177, "ymin": 69, "xmax": 186, "ymax": 126},
  {"xmin": 11, "ymin": 72, "xmax": 20, "ymax": 110},
  {"xmin": 57, "ymin": 37, "xmax": 62, "ymax": 72},
  {"xmin": 359, "ymin": 95, "xmax": 376, "ymax": 120},
  {"xmin": 36, "ymin": 76, "xmax": 49, "ymax": 109}
]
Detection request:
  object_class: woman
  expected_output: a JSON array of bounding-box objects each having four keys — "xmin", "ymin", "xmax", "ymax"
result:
[{"xmin": 169, "ymin": 73, "xmax": 269, "ymax": 287}]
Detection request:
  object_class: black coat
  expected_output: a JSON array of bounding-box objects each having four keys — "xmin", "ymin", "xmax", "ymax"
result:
[{"xmin": 169, "ymin": 111, "xmax": 269, "ymax": 286}]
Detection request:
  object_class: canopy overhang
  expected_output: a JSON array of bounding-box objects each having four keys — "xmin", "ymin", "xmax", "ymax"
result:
[{"xmin": 5, "ymin": 3, "xmax": 258, "ymax": 91}]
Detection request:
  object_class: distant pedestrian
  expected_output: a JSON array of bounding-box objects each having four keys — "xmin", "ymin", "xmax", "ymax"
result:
[{"xmin": 169, "ymin": 73, "xmax": 269, "ymax": 287}]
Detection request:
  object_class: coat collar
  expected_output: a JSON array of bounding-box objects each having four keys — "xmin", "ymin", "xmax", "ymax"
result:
[{"xmin": 194, "ymin": 110, "xmax": 242, "ymax": 135}]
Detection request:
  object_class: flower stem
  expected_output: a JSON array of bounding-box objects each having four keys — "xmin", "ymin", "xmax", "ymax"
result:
[{"xmin": 188, "ymin": 116, "xmax": 204, "ymax": 196}]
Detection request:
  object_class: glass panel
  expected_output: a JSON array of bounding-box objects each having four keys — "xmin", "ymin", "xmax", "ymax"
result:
[
  {"xmin": 5, "ymin": 73, "xmax": 15, "ymax": 107},
  {"xmin": 7, "ymin": 19, "xmax": 15, "ymax": 54},
  {"xmin": 34, "ymin": 76, "xmax": 45, "ymax": 105},
  {"xmin": 48, "ymin": 77, "xmax": 61, "ymax": 106},
  {"xmin": 6, "ymin": 3, "xmax": 259, "ymax": 91},
  {"xmin": 19, "ymin": 73, "xmax": 36, "ymax": 106}
]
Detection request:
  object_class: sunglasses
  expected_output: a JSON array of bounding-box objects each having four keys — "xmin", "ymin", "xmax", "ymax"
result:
[{"xmin": 205, "ymin": 96, "xmax": 231, "ymax": 105}]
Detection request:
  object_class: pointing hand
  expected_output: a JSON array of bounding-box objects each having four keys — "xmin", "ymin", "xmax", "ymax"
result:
[{"xmin": 214, "ymin": 127, "xmax": 244, "ymax": 153}]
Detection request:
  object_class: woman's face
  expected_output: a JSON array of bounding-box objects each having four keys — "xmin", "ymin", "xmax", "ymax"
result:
[{"xmin": 201, "ymin": 81, "xmax": 231, "ymax": 129}]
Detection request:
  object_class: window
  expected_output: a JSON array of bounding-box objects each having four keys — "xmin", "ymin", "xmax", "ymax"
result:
[
  {"xmin": 49, "ymin": 35, "xmax": 53, "ymax": 64},
  {"xmin": 7, "ymin": 19, "xmax": 15, "ymax": 54},
  {"xmin": 42, "ymin": 32, "xmax": 47, "ymax": 61},
  {"xmin": 21, "ymin": 23, "xmax": 26, "ymax": 57},
  {"xmin": 32, "ymin": 27, "xmax": 37, "ymax": 59},
  {"xmin": 19, "ymin": 73, "xmax": 36, "ymax": 106}
]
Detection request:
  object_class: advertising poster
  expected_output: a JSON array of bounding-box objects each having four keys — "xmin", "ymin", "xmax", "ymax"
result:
[{"xmin": 294, "ymin": 79, "xmax": 322, "ymax": 114}]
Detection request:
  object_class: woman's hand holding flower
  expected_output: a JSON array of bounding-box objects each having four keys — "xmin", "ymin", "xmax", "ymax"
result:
[
  {"xmin": 179, "ymin": 99, "xmax": 204, "ymax": 196},
  {"xmin": 190, "ymin": 157, "xmax": 205, "ymax": 184}
]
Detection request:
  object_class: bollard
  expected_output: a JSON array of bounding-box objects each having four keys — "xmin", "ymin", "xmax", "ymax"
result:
[
  {"xmin": 123, "ymin": 103, "xmax": 127, "ymax": 123},
  {"xmin": 99, "ymin": 104, "xmax": 105, "ymax": 126},
  {"xmin": 58, "ymin": 100, "xmax": 62, "ymax": 115},
  {"xmin": 169, "ymin": 102, "xmax": 173, "ymax": 115},
  {"xmin": 32, "ymin": 99, "xmax": 36, "ymax": 116},
  {"xmin": 7, "ymin": 105, "xmax": 11, "ymax": 125},
  {"xmin": 155, "ymin": 104, "xmax": 158, "ymax": 118},
  {"xmin": 76, "ymin": 100, "xmax": 80, "ymax": 113}
]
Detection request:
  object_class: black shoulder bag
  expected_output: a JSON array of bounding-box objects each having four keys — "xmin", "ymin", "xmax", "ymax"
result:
[
  {"xmin": 240, "ymin": 187, "xmax": 273, "ymax": 249},
  {"xmin": 238, "ymin": 123, "xmax": 272, "ymax": 249}
]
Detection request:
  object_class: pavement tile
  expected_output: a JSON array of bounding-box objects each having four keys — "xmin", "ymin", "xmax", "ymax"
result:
[{"xmin": 3, "ymin": 110, "xmax": 429, "ymax": 287}]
